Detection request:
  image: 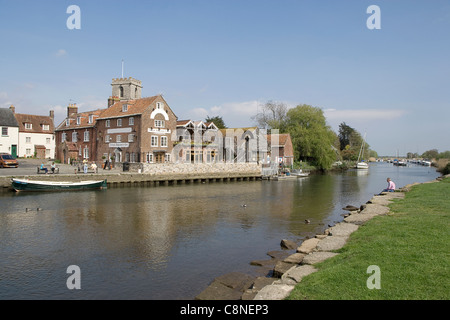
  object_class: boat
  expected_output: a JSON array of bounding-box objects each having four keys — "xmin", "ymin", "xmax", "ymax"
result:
[
  {"xmin": 11, "ymin": 178, "xmax": 107, "ymax": 192},
  {"xmin": 290, "ymin": 169, "xmax": 310, "ymax": 177},
  {"xmin": 355, "ymin": 133, "xmax": 369, "ymax": 169}
]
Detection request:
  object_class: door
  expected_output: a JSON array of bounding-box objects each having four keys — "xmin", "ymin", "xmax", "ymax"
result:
[
  {"xmin": 155, "ymin": 153, "xmax": 164, "ymax": 163},
  {"xmin": 11, "ymin": 145, "xmax": 17, "ymax": 158}
]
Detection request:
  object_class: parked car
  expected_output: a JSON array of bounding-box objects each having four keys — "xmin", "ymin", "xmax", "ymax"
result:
[{"xmin": 0, "ymin": 153, "xmax": 19, "ymax": 168}]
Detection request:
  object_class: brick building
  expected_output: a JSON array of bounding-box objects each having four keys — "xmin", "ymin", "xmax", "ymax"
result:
[
  {"xmin": 96, "ymin": 94, "xmax": 177, "ymax": 164},
  {"xmin": 55, "ymin": 104, "xmax": 103, "ymax": 164}
]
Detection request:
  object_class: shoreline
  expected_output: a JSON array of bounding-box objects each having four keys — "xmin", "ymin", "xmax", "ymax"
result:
[{"xmin": 194, "ymin": 173, "xmax": 448, "ymax": 300}]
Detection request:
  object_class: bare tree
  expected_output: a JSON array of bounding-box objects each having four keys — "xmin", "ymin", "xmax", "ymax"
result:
[{"xmin": 251, "ymin": 100, "xmax": 288, "ymax": 131}]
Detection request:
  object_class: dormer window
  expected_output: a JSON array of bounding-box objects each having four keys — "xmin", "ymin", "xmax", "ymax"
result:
[
  {"xmin": 88, "ymin": 115, "xmax": 94, "ymax": 124},
  {"xmin": 76, "ymin": 116, "xmax": 81, "ymax": 125},
  {"xmin": 42, "ymin": 124, "xmax": 49, "ymax": 131},
  {"xmin": 25, "ymin": 123, "xmax": 32, "ymax": 130},
  {"xmin": 66, "ymin": 119, "xmax": 70, "ymax": 126},
  {"xmin": 122, "ymin": 104, "xmax": 128, "ymax": 112}
]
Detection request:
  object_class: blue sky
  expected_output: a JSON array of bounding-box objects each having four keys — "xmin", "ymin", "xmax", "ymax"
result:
[{"xmin": 0, "ymin": 0, "xmax": 449, "ymax": 156}]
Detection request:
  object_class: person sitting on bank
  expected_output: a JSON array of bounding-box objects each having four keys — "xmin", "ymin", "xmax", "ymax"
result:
[
  {"xmin": 381, "ymin": 177, "xmax": 396, "ymax": 193},
  {"xmin": 40, "ymin": 163, "xmax": 48, "ymax": 174},
  {"xmin": 51, "ymin": 162, "xmax": 56, "ymax": 174},
  {"xmin": 91, "ymin": 162, "xmax": 98, "ymax": 173}
]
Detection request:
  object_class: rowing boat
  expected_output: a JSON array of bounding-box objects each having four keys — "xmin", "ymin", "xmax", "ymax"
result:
[{"xmin": 11, "ymin": 178, "xmax": 107, "ymax": 192}]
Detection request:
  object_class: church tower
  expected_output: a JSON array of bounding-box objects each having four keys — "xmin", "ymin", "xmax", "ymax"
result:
[{"xmin": 111, "ymin": 77, "xmax": 143, "ymax": 102}]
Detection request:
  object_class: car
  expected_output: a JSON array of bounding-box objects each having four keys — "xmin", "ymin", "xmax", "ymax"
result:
[{"xmin": 0, "ymin": 153, "xmax": 19, "ymax": 168}]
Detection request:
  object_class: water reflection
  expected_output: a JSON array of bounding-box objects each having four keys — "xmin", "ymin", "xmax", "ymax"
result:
[{"xmin": 0, "ymin": 163, "xmax": 440, "ymax": 299}]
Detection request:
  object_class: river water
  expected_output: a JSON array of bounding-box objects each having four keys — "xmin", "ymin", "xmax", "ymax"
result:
[{"xmin": 0, "ymin": 162, "xmax": 440, "ymax": 299}]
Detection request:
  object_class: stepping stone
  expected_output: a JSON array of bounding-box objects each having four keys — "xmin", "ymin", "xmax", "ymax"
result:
[
  {"xmin": 281, "ymin": 265, "xmax": 318, "ymax": 284},
  {"xmin": 316, "ymin": 236, "xmax": 348, "ymax": 251},
  {"xmin": 214, "ymin": 272, "xmax": 254, "ymax": 291},
  {"xmin": 302, "ymin": 252, "xmax": 338, "ymax": 265},
  {"xmin": 273, "ymin": 261, "xmax": 295, "ymax": 278},
  {"xmin": 283, "ymin": 253, "xmax": 306, "ymax": 264},
  {"xmin": 280, "ymin": 239, "xmax": 298, "ymax": 250},
  {"xmin": 267, "ymin": 250, "xmax": 291, "ymax": 260},
  {"xmin": 327, "ymin": 222, "xmax": 359, "ymax": 237},
  {"xmin": 195, "ymin": 280, "xmax": 243, "ymax": 300},
  {"xmin": 253, "ymin": 284, "xmax": 295, "ymax": 300},
  {"xmin": 296, "ymin": 238, "xmax": 321, "ymax": 254}
]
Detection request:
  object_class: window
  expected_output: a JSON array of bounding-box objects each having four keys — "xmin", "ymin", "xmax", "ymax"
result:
[
  {"xmin": 62, "ymin": 133, "xmax": 67, "ymax": 141},
  {"xmin": 156, "ymin": 102, "xmax": 163, "ymax": 109},
  {"xmin": 66, "ymin": 119, "xmax": 70, "ymax": 126},
  {"xmin": 147, "ymin": 153, "xmax": 153, "ymax": 163},
  {"xmin": 116, "ymin": 135, "xmax": 122, "ymax": 142},
  {"xmin": 106, "ymin": 120, "xmax": 110, "ymax": 128},
  {"xmin": 76, "ymin": 117, "xmax": 81, "ymax": 125},
  {"xmin": 26, "ymin": 137, "xmax": 31, "ymax": 143},
  {"xmin": 72, "ymin": 132, "xmax": 78, "ymax": 142},
  {"xmin": 25, "ymin": 123, "xmax": 32, "ymax": 130},
  {"xmin": 42, "ymin": 124, "xmax": 49, "ymax": 131},
  {"xmin": 155, "ymin": 120, "xmax": 165, "ymax": 128},
  {"xmin": 165, "ymin": 153, "xmax": 171, "ymax": 163},
  {"xmin": 117, "ymin": 119, "xmax": 122, "ymax": 127},
  {"xmin": 105, "ymin": 135, "xmax": 110, "ymax": 143},
  {"xmin": 26, "ymin": 148, "xmax": 31, "ymax": 155},
  {"xmin": 84, "ymin": 131, "xmax": 89, "ymax": 142},
  {"xmin": 83, "ymin": 147, "xmax": 89, "ymax": 159},
  {"xmin": 128, "ymin": 134, "xmax": 134, "ymax": 142},
  {"xmin": 160, "ymin": 136, "xmax": 168, "ymax": 147},
  {"xmin": 129, "ymin": 117, "xmax": 134, "ymax": 125},
  {"xmin": 1, "ymin": 127, "xmax": 7, "ymax": 136},
  {"xmin": 88, "ymin": 115, "xmax": 94, "ymax": 124},
  {"xmin": 122, "ymin": 104, "xmax": 128, "ymax": 112},
  {"xmin": 151, "ymin": 136, "xmax": 158, "ymax": 147},
  {"xmin": 119, "ymin": 86, "xmax": 124, "ymax": 98},
  {"xmin": 46, "ymin": 138, "xmax": 51, "ymax": 144}
]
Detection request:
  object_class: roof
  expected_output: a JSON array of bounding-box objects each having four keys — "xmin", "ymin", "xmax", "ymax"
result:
[
  {"xmin": 14, "ymin": 113, "xmax": 55, "ymax": 133},
  {"xmin": 0, "ymin": 108, "xmax": 19, "ymax": 127},
  {"xmin": 56, "ymin": 109, "xmax": 104, "ymax": 131},
  {"xmin": 266, "ymin": 133, "xmax": 292, "ymax": 146},
  {"xmin": 219, "ymin": 127, "xmax": 258, "ymax": 135},
  {"xmin": 97, "ymin": 96, "xmax": 160, "ymax": 120}
]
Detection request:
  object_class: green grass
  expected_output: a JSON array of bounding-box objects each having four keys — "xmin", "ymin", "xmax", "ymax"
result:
[{"xmin": 287, "ymin": 177, "xmax": 450, "ymax": 300}]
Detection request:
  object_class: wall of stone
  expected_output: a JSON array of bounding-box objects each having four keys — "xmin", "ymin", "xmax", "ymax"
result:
[{"xmin": 142, "ymin": 162, "xmax": 262, "ymax": 176}]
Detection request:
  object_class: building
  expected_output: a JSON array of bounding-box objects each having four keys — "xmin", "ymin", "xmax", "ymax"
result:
[
  {"xmin": 0, "ymin": 106, "xmax": 19, "ymax": 157},
  {"xmin": 55, "ymin": 103, "xmax": 104, "ymax": 164},
  {"xmin": 173, "ymin": 120, "xmax": 220, "ymax": 163},
  {"xmin": 219, "ymin": 127, "xmax": 261, "ymax": 163},
  {"xmin": 96, "ymin": 77, "xmax": 178, "ymax": 164},
  {"xmin": 266, "ymin": 133, "xmax": 294, "ymax": 166},
  {"xmin": 11, "ymin": 106, "xmax": 56, "ymax": 159}
]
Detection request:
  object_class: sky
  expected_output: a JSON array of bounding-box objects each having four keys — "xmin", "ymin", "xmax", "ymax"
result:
[{"xmin": 0, "ymin": 0, "xmax": 449, "ymax": 156}]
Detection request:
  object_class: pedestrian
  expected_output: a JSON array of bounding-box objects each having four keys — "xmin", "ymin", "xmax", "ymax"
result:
[
  {"xmin": 380, "ymin": 177, "xmax": 396, "ymax": 193},
  {"xmin": 83, "ymin": 159, "xmax": 88, "ymax": 174}
]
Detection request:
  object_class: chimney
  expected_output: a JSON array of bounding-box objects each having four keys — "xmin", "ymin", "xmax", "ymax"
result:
[
  {"xmin": 49, "ymin": 110, "xmax": 54, "ymax": 121},
  {"xmin": 67, "ymin": 103, "xmax": 78, "ymax": 117},
  {"xmin": 9, "ymin": 105, "xmax": 15, "ymax": 113}
]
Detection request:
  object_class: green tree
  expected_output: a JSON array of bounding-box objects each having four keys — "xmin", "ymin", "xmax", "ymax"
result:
[
  {"xmin": 285, "ymin": 104, "xmax": 337, "ymax": 170},
  {"xmin": 422, "ymin": 149, "xmax": 439, "ymax": 159},
  {"xmin": 205, "ymin": 115, "xmax": 227, "ymax": 129}
]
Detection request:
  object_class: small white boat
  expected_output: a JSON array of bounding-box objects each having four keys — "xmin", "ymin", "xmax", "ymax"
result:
[
  {"xmin": 291, "ymin": 169, "xmax": 310, "ymax": 177},
  {"xmin": 11, "ymin": 178, "xmax": 107, "ymax": 192},
  {"xmin": 356, "ymin": 162, "xmax": 369, "ymax": 169}
]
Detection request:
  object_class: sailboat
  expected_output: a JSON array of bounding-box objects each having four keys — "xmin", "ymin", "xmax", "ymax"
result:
[{"xmin": 356, "ymin": 133, "xmax": 369, "ymax": 169}]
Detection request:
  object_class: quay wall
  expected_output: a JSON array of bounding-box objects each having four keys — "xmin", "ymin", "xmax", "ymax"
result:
[{"xmin": 0, "ymin": 163, "xmax": 263, "ymax": 191}]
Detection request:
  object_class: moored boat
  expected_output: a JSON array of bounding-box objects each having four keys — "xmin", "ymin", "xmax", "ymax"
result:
[{"xmin": 11, "ymin": 178, "xmax": 107, "ymax": 192}]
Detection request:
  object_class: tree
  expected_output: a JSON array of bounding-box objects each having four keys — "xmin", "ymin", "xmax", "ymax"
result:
[
  {"xmin": 205, "ymin": 115, "xmax": 227, "ymax": 129},
  {"xmin": 251, "ymin": 101, "xmax": 288, "ymax": 132},
  {"xmin": 338, "ymin": 122, "xmax": 354, "ymax": 151},
  {"xmin": 285, "ymin": 104, "xmax": 338, "ymax": 170},
  {"xmin": 422, "ymin": 149, "xmax": 439, "ymax": 159}
]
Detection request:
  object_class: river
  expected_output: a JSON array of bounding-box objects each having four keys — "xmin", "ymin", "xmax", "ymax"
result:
[{"xmin": 0, "ymin": 162, "xmax": 440, "ymax": 299}]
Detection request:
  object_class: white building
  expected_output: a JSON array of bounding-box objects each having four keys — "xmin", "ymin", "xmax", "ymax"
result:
[
  {"xmin": 11, "ymin": 106, "xmax": 56, "ymax": 159},
  {"xmin": 0, "ymin": 107, "xmax": 19, "ymax": 157}
]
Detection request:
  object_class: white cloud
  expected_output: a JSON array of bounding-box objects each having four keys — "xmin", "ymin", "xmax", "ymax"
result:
[
  {"xmin": 55, "ymin": 49, "xmax": 67, "ymax": 57},
  {"xmin": 324, "ymin": 108, "xmax": 407, "ymax": 122}
]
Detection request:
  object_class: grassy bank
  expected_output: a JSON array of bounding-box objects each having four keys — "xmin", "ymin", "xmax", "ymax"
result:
[{"xmin": 287, "ymin": 177, "xmax": 450, "ymax": 300}]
